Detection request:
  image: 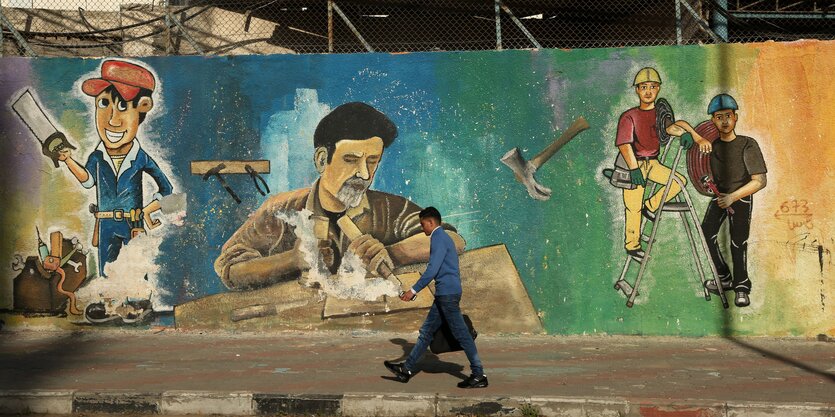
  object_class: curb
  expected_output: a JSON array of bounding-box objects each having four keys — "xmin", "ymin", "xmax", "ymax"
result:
[
  {"xmin": 0, "ymin": 390, "xmax": 74, "ymax": 414},
  {"xmin": 1, "ymin": 390, "xmax": 833, "ymax": 416}
]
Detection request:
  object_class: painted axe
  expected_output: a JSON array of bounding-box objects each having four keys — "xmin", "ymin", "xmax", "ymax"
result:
[{"xmin": 500, "ymin": 116, "xmax": 590, "ymax": 201}]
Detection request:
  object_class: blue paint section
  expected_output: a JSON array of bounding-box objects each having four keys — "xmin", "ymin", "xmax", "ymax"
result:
[
  {"xmin": 1, "ymin": 51, "xmax": 623, "ymax": 309},
  {"xmin": 262, "ymin": 88, "xmax": 325, "ymax": 193}
]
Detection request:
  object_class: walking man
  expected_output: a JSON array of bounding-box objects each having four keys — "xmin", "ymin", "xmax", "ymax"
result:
[
  {"xmin": 384, "ymin": 207, "xmax": 487, "ymax": 388},
  {"xmin": 701, "ymin": 94, "xmax": 767, "ymax": 307}
]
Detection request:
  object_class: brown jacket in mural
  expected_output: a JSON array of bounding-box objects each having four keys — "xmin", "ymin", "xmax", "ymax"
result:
[{"xmin": 214, "ymin": 180, "xmax": 452, "ymax": 290}]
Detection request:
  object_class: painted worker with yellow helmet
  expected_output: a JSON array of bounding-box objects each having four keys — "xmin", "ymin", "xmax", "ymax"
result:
[{"xmin": 615, "ymin": 67, "xmax": 712, "ymax": 260}]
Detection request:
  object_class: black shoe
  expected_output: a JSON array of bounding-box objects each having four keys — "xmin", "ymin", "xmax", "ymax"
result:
[
  {"xmin": 704, "ymin": 279, "xmax": 733, "ymax": 295},
  {"xmin": 626, "ymin": 248, "xmax": 645, "ymax": 260},
  {"xmin": 457, "ymin": 374, "xmax": 489, "ymax": 389},
  {"xmin": 734, "ymin": 292, "xmax": 750, "ymax": 307},
  {"xmin": 383, "ymin": 360, "xmax": 413, "ymax": 383},
  {"xmin": 641, "ymin": 206, "xmax": 656, "ymax": 222},
  {"xmin": 84, "ymin": 302, "xmax": 120, "ymax": 324}
]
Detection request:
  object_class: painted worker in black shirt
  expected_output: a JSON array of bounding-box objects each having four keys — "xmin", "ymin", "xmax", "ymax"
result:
[{"xmin": 701, "ymin": 94, "xmax": 767, "ymax": 307}]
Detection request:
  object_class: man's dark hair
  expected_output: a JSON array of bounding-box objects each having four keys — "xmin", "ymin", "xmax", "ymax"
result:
[
  {"xmin": 419, "ymin": 206, "xmax": 442, "ymax": 223},
  {"xmin": 314, "ymin": 102, "xmax": 398, "ymax": 163},
  {"xmin": 101, "ymin": 85, "xmax": 153, "ymax": 124}
]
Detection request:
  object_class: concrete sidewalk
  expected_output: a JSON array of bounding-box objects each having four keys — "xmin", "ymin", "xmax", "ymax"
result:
[{"xmin": 0, "ymin": 330, "xmax": 833, "ymax": 416}]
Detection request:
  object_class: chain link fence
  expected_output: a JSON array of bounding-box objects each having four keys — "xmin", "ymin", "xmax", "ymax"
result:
[{"xmin": 1, "ymin": 0, "xmax": 833, "ymax": 57}]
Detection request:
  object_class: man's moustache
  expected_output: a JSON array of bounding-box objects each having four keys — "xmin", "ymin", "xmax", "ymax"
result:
[{"xmin": 343, "ymin": 178, "xmax": 371, "ymax": 188}]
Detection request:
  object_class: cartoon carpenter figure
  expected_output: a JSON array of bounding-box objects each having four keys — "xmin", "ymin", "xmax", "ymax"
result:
[{"xmin": 58, "ymin": 60, "xmax": 173, "ymax": 277}]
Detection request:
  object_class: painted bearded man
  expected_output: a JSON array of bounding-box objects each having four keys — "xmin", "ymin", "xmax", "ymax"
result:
[{"xmin": 214, "ymin": 102, "xmax": 464, "ymax": 290}]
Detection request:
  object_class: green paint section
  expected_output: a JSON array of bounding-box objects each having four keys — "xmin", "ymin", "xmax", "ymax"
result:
[{"xmin": 428, "ymin": 46, "xmax": 763, "ymax": 336}]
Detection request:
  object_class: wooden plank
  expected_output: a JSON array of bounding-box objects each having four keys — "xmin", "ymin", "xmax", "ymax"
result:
[
  {"xmin": 230, "ymin": 299, "xmax": 309, "ymax": 322},
  {"xmin": 190, "ymin": 160, "xmax": 270, "ymax": 175},
  {"xmin": 49, "ymin": 231, "xmax": 63, "ymax": 258},
  {"xmin": 322, "ymin": 272, "xmax": 434, "ymax": 319},
  {"xmin": 175, "ymin": 244, "xmax": 543, "ymax": 333}
]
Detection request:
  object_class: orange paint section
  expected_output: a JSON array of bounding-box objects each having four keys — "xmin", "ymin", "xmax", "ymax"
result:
[
  {"xmin": 740, "ymin": 40, "xmax": 834, "ymax": 239},
  {"xmin": 737, "ymin": 40, "xmax": 835, "ymax": 335}
]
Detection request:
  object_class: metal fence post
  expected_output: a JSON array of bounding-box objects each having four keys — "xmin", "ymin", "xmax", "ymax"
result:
[
  {"xmin": 712, "ymin": 0, "xmax": 729, "ymax": 42},
  {"xmin": 332, "ymin": 1, "xmax": 373, "ymax": 52},
  {"xmin": 164, "ymin": 0, "xmax": 172, "ymax": 55},
  {"xmin": 675, "ymin": 0, "xmax": 682, "ymax": 45},
  {"xmin": 167, "ymin": 11, "xmax": 205, "ymax": 54},
  {"xmin": 500, "ymin": 3, "xmax": 542, "ymax": 49},
  {"xmin": 0, "ymin": 8, "xmax": 36, "ymax": 57},
  {"xmin": 495, "ymin": 0, "xmax": 502, "ymax": 50},
  {"xmin": 328, "ymin": 0, "xmax": 334, "ymax": 53},
  {"xmin": 679, "ymin": 0, "xmax": 723, "ymax": 43}
]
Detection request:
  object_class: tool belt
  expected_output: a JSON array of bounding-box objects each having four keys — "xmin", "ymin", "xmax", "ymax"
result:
[
  {"xmin": 602, "ymin": 153, "xmax": 637, "ymax": 190},
  {"xmin": 88, "ymin": 204, "xmax": 146, "ymax": 247},
  {"xmin": 93, "ymin": 209, "xmax": 130, "ymax": 220}
]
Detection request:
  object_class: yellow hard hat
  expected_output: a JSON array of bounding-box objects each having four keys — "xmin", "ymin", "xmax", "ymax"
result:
[{"xmin": 633, "ymin": 67, "xmax": 662, "ymax": 86}]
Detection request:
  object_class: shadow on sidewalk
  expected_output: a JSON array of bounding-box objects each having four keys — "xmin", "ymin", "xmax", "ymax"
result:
[
  {"xmin": 729, "ymin": 336, "xmax": 835, "ymax": 383},
  {"xmin": 717, "ymin": 304, "xmax": 835, "ymax": 383},
  {"xmin": 383, "ymin": 338, "xmax": 467, "ymax": 380},
  {"xmin": 0, "ymin": 330, "xmax": 88, "ymax": 391}
]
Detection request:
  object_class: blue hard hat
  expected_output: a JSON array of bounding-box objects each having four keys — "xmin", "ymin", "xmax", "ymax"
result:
[{"xmin": 708, "ymin": 94, "xmax": 738, "ymax": 114}]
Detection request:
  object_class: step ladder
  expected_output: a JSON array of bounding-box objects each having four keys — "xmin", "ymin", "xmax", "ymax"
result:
[{"xmin": 613, "ymin": 141, "xmax": 729, "ymax": 309}]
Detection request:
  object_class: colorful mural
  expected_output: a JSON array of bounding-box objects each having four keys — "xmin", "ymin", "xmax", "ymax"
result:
[{"xmin": 0, "ymin": 40, "xmax": 832, "ymax": 336}]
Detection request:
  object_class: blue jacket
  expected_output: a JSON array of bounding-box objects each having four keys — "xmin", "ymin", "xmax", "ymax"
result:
[
  {"xmin": 412, "ymin": 227, "xmax": 462, "ymax": 296},
  {"xmin": 82, "ymin": 140, "xmax": 173, "ymax": 211},
  {"xmin": 82, "ymin": 140, "xmax": 173, "ymax": 276}
]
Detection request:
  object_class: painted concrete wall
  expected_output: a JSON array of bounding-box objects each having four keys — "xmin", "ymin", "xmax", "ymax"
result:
[{"xmin": 0, "ymin": 40, "xmax": 832, "ymax": 336}]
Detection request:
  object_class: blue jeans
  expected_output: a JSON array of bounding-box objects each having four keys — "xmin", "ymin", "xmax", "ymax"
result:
[{"xmin": 404, "ymin": 294, "xmax": 484, "ymax": 376}]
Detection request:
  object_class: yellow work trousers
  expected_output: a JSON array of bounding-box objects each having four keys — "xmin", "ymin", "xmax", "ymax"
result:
[{"xmin": 623, "ymin": 159, "xmax": 687, "ymax": 250}]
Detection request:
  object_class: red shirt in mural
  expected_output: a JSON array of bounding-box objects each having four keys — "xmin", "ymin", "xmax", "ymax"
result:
[{"xmin": 615, "ymin": 107, "xmax": 660, "ymax": 158}]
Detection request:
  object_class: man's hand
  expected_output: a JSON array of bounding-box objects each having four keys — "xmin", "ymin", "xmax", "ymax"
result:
[
  {"xmin": 348, "ymin": 234, "xmax": 394, "ymax": 276},
  {"xmin": 57, "ymin": 148, "xmax": 72, "ymax": 162},
  {"xmin": 717, "ymin": 193, "xmax": 736, "ymax": 209},
  {"xmin": 694, "ymin": 132, "xmax": 713, "ymax": 154},
  {"xmin": 142, "ymin": 200, "xmax": 163, "ymax": 230},
  {"xmin": 400, "ymin": 289, "xmax": 416, "ymax": 302},
  {"xmin": 629, "ymin": 168, "xmax": 646, "ymax": 187},
  {"xmin": 680, "ymin": 132, "xmax": 694, "ymax": 150}
]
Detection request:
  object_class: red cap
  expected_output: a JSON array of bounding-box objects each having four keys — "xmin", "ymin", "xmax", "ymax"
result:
[{"xmin": 82, "ymin": 60, "xmax": 155, "ymax": 101}]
